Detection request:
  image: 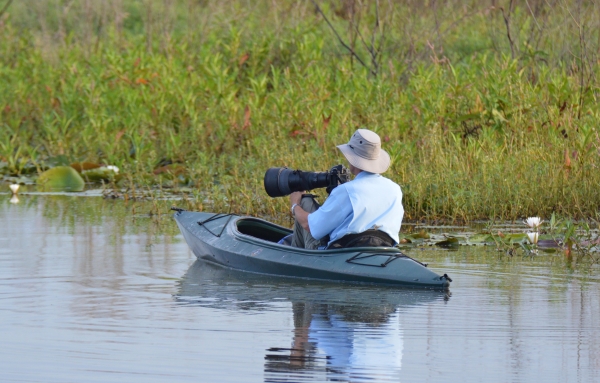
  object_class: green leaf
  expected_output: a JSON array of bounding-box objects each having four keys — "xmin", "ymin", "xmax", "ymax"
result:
[
  {"xmin": 37, "ymin": 166, "xmax": 85, "ymax": 192},
  {"xmin": 467, "ymin": 233, "xmax": 495, "ymax": 245},
  {"xmin": 492, "ymin": 109, "xmax": 508, "ymax": 122},
  {"xmin": 435, "ymin": 237, "xmax": 460, "ymax": 248},
  {"xmin": 82, "ymin": 167, "xmax": 119, "ymax": 182},
  {"xmin": 503, "ymin": 233, "xmax": 528, "ymax": 243},
  {"xmin": 412, "ymin": 230, "xmax": 430, "ymax": 239}
]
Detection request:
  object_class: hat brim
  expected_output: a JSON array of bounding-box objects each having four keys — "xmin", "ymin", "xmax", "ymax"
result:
[{"xmin": 337, "ymin": 144, "xmax": 391, "ymax": 174}]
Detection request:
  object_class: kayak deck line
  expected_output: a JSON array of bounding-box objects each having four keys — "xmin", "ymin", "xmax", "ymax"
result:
[
  {"xmin": 345, "ymin": 252, "xmax": 409, "ymax": 267},
  {"xmin": 196, "ymin": 213, "xmax": 235, "ymax": 238}
]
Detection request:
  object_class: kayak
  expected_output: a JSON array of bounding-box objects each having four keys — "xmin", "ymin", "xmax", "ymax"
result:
[{"xmin": 173, "ymin": 209, "xmax": 451, "ymax": 289}]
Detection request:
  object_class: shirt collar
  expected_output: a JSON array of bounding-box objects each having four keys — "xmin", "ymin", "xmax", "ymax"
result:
[{"xmin": 354, "ymin": 171, "xmax": 376, "ymax": 180}]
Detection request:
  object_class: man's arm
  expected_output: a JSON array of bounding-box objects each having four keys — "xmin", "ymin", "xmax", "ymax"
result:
[
  {"xmin": 290, "ymin": 191, "xmax": 310, "ymax": 232},
  {"xmin": 290, "ymin": 187, "xmax": 353, "ymax": 241}
]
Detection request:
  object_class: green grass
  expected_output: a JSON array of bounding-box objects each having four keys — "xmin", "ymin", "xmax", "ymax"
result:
[{"xmin": 1, "ymin": 0, "xmax": 600, "ymax": 222}]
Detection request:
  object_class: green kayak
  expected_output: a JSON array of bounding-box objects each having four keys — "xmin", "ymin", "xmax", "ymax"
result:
[{"xmin": 173, "ymin": 209, "xmax": 451, "ymax": 289}]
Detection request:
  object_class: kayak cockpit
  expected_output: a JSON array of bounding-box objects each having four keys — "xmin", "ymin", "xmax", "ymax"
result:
[{"xmin": 236, "ymin": 217, "xmax": 292, "ymax": 243}]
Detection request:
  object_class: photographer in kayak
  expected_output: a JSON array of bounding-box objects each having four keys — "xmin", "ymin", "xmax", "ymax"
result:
[{"xmin": 289, "ymin": 129, "xmax": 404, "ymax": 249}]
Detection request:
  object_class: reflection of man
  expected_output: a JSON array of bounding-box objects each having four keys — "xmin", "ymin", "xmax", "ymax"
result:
[
  {"xmin": 264, "ymin": 302, "xmax": 403, "ymax": 382},
  {"xmin": 289, "ymin": 129, "xmax": 404, "ymax": 249}
]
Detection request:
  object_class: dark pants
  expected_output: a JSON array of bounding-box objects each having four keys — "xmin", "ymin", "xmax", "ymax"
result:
[{"xmin": 291, "ymin": 194, "xmax": 328, "ymax": 250}]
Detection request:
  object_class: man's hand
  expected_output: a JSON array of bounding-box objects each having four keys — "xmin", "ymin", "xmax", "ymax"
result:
[{"xmin": 289, "ymin": 191, "xmax": 303, "ymax": 207}]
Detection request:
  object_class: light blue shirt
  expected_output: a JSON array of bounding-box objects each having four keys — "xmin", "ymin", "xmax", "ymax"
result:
[{"xmin": 307, "ymin": 172, "xmax": 404, "ymax": 246}]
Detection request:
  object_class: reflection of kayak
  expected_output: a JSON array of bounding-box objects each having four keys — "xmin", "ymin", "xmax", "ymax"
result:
[
  {"xmin": 173, "ymin": 210, "xmax": 451, "ymax": 289},
  {"xmin": 176, "ymin": 260, "xmax": 449, "ymax": 309}
]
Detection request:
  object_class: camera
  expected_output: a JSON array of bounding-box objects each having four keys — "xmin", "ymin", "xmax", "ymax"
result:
[{"xmin": 263, "ymin": 164, "xmax": 349, "ymax": 197}]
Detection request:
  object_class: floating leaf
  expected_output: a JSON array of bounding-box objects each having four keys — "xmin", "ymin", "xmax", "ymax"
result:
[
  {"xmin": 81, "ymin": 166, "xmax": 119, "ymax": 182},
  {"xmin": 399, "ymin": 233, "xmax": 418, "ymax": 244},
  {"xmin": 467, "ymin": 233, "xmax": 495, "ymax": 244},
  {"xmin": 413, "ymin": 230, "xmax": 430, "ymax": 239},
  {"xmin": 71, "ymin": 162, "xmax": 102, "ymax": 173},
  {"xmin": 500, "ymin": 233, "xmax": 528, "ymax": 243},
  {"xmin": 37, "ymin": 166, "xmax": 85, "ymax": 192},
  {"xmin": 435, "ymin": 237, "xmax": 460, "ymax": 248}
]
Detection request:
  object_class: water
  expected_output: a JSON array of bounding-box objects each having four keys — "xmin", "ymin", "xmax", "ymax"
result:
[{"xmin": 1, "ymin": 194, "xmax": 599, "ymax": 383}]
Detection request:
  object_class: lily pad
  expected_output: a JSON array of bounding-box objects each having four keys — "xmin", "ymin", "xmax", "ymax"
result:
[
  {"xmin": 81, "ymin": 166, "xmax": 119, "ymax": 182},
  {"xmin": 399, "ymin": 234, "xmax": 424, "ymax": 245},
  {"xmin": 503, "ymin": 233, "xmax": 528, "ymax": 243},
  {"xmin": 412, "ymin": 230, "xmax": 430, "ymax": 239},
  {"xmin": 37, "ymin": 166, "xmax": 85, "ymax": 192},
  {"xmin": 435, "ymin": 237, "xmax": 460, "ymax": 248},
  {"xmin": 71, "ymin": 162, "xmax": 102, "ymax": 173},
  {"xmin": 467, "ymin": 233, "xmax": 495, "ymax": 245}
]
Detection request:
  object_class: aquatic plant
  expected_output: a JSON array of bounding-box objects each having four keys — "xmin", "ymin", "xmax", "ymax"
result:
[
  {"xmin": 37, "ymin": 166, "xmax": 85, "ymax": 192},
  {"xmin": 524, "ymin": 216, "xmax": 542, "ymax": 254},
  {"xmin": 1, "ymin": 0, "xmax": 599, "ymax": 223},
  {"xmin": 526, "ymin": 231, "xmax": 539, "ymax": 246},
  {"xmin": 524, "ymin": 217, "xmax": 543, "ymax": 230}
]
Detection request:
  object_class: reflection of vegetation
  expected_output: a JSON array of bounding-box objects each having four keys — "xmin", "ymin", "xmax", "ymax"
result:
[
  {"xmin": 36, "ymin": 195, "xmax": 182, "ymax": 239},
  {"xmin": 2, "ymin": 1, "xmax": 600, "ymax": 222}
]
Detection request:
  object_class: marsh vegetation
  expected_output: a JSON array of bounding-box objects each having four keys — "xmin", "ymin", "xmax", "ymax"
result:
[{"xmin": 2, "ymin": 0, "xmax": 600, "ymax": 225}]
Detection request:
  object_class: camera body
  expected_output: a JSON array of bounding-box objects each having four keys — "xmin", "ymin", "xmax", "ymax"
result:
[{"xmin": 263, "ymin": 165, "xmax": 350, "ymax": 197}]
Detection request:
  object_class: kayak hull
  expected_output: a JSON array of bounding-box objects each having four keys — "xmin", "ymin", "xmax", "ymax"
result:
[{"xmin": 174, "ymin": 210, "xmax": 450, "ymax": 289}]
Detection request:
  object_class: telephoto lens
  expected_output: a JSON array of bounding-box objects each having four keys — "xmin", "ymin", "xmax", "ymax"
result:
[{"xmin": 263, "ymin": 167, "xmax": 330, "ymax": 197}]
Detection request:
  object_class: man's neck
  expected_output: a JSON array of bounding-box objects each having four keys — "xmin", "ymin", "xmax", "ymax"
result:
[{"xmin": 350, "ymin": 165, "xmax": 362, "ymax": 176}]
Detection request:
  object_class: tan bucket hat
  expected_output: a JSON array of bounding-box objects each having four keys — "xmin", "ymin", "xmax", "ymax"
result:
[{"xmin": 337, "ymin": 129, "xmax": 390, "ymax": 174}]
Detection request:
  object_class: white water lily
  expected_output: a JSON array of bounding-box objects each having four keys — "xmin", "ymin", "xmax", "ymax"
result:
[
  {"xmin": 524, "ymin": 216, "xmax": 543, "ymax": 229},
  {"xmin": 105, "ymin": 165, "xmax": 119, "ymax": 174},
  {"xmin": 527, "ymin": 232, "xmax": 539, "ymax": 245},
  {"xmin": 9, "ymin": 184, "xmax": 19, "ymax": 195}
]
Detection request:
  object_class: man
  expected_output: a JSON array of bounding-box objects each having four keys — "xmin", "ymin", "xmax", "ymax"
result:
[{"xmin": 289, "ymin": 128, "xmax": 404, "ymax": 249}]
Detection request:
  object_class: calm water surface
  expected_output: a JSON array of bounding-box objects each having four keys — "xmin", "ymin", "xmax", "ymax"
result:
[{"xmin": 1, "ymin": 194, "xmax": 599, "ymax": 383}]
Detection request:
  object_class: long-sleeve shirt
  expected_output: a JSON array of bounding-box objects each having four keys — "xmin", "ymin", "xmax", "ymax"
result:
[{"xmin": 307, "ymin": 171, "xmax": 404, "ymax": 246}]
